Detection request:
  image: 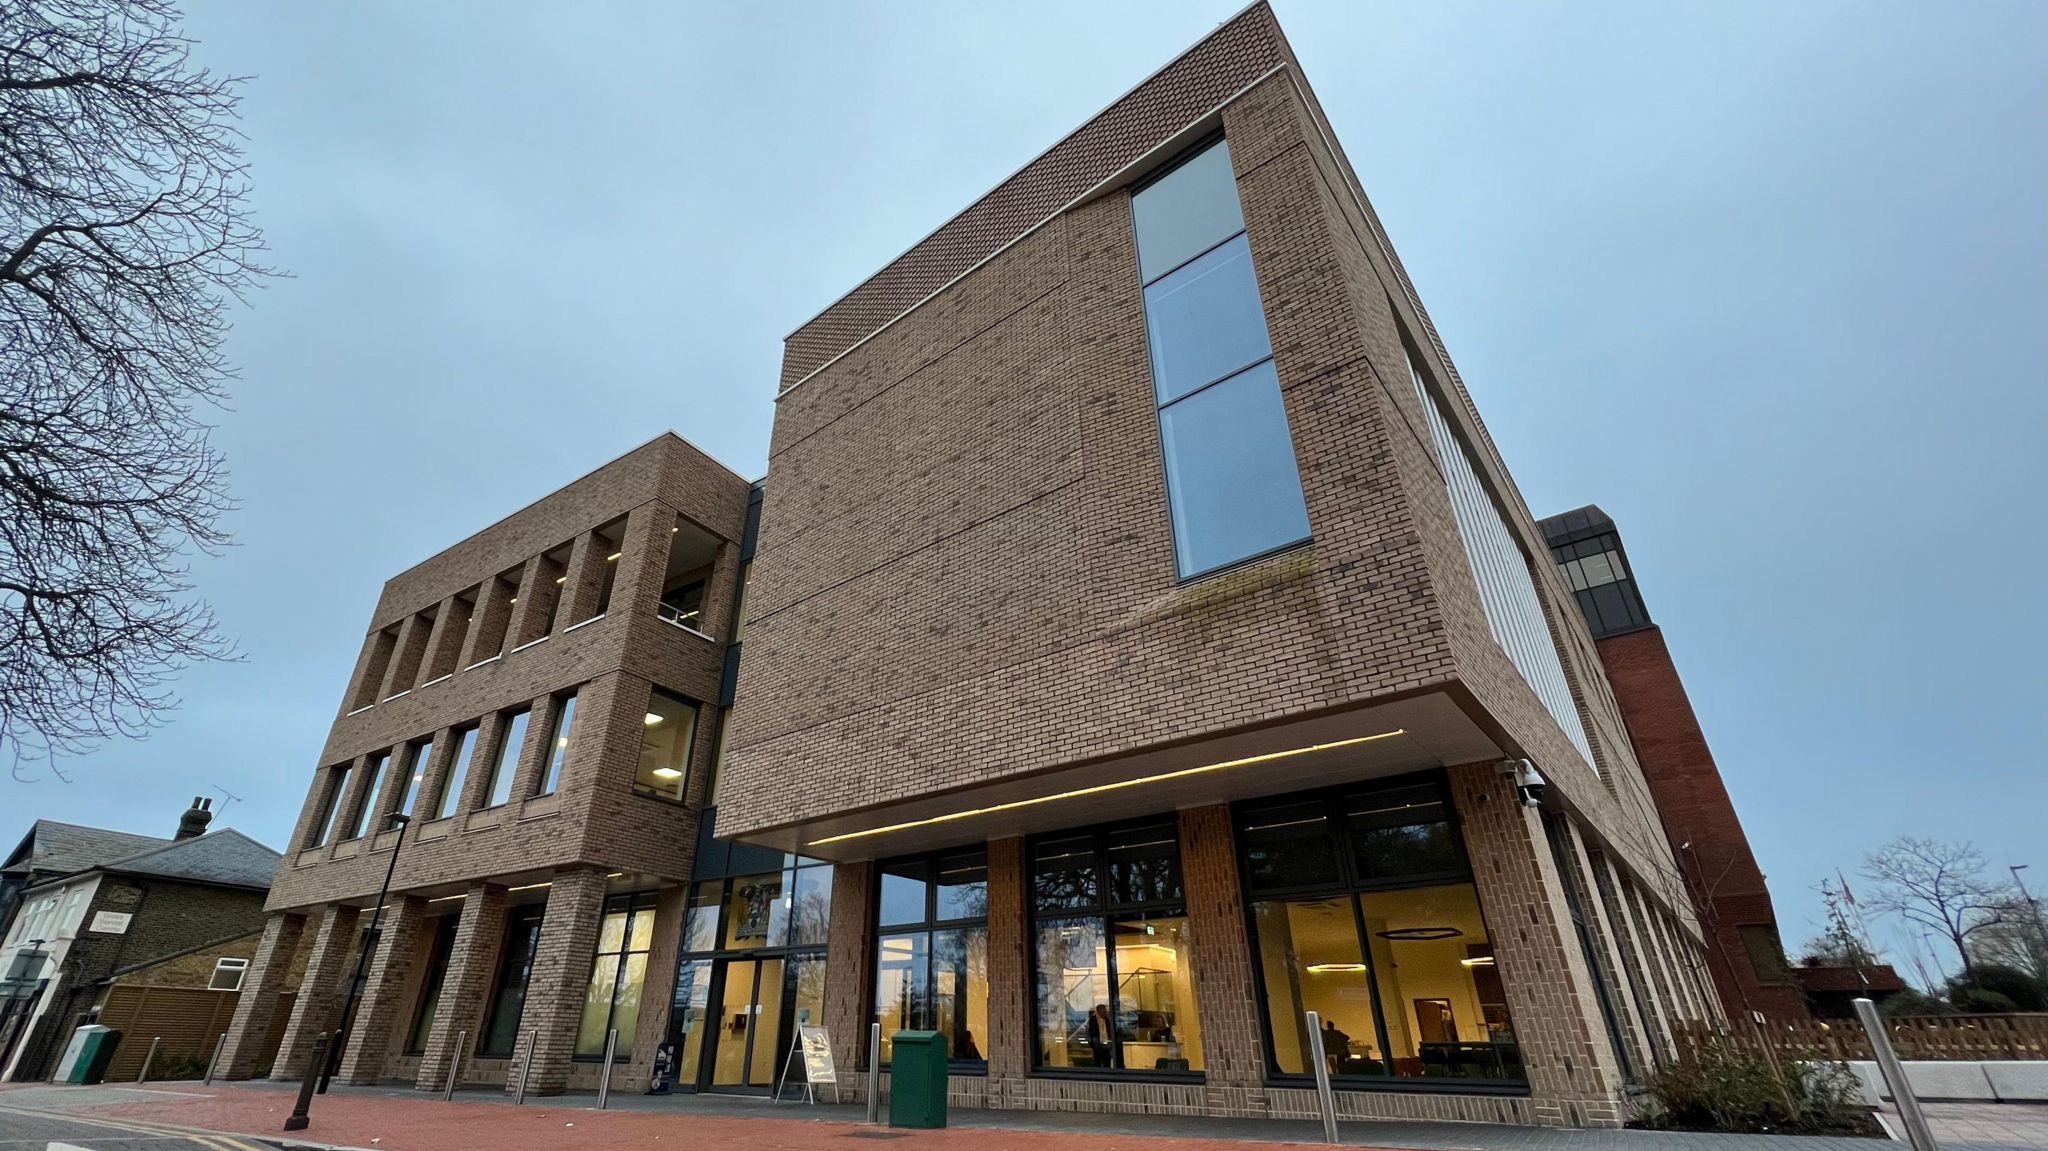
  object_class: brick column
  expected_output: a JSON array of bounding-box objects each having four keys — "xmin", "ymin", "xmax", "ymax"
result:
[
  {"xmin": 504, "ymin": 555, "xmax": 553, "ymax": 648},
  {"xmin": 339, "ymin": 895, "xmax": 428, "ymax": 1084},
  {"xmin": 417, "ymin": 594, "xmax": 469, "ymax": 684},
  {"xmin": 821, "ymin": 861, "xmax": 875, "ymax": 1101},
  {"xmin": 1446, "ymin": 762, "xmax": 1625, "ymax": 1128},
  {"xmin": 629, "ymin": 884, "xmax": 689, "ymax": 1069},
  {"xmin": 983, "ymin": 838, "xmax": 1028, "ymax": 1106},
  {"xmin": 215, "ymin": 912, "xmax": 305, "ymax": 1079},
  {"xmin": 507, "ymin": 869, "xmax": 609, "ymax": 1095},
  {"xmin": 1591, "ymin": 852, "xmax": 1675, "ymax": 1068},
  {"xmin": 415, "ymin": 884, "xmax": 507, "ymax": 1090},
  {"xmin": 557, "ymin": 530, "xmax": 607, "ymax": 628},
  {"xmin": 606, "ymin": 503, "xmax": 676, "ymax": 625},
  {"xmin": 460, "ymin": 574, "xmax": 516, "ymax": 667},
  {"xmin": 1178, "ymin": 805, "xmax": 1269, "ymax": 1117},
  {"xmin": 377, "ymin": 612, "xmax": 430, "ymax": 700},
  {"xmin": 1551, "ymin": 817, "xmax": 1654, "ymax": 1083},
  {"xmin": 507, "ymin": 690, "xmax": 560, "ymax": 801},
  {"xmin": 272, "ymin": 904, "xmax": 361, "ymax": 1080}
]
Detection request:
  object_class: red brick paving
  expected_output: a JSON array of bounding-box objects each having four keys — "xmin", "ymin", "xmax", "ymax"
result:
[{"xmin": 64, "ymin": 1082, "xmax": 1374, "ymax": 1151}]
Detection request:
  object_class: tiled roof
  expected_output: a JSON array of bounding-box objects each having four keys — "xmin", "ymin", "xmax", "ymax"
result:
[
  {"xmin": 2, "ymin": 820, "xmax": 173, "ymax": 879},
  {"xmin": 96, "ymin": 829, "xmax": 281, "ymax": 891}
]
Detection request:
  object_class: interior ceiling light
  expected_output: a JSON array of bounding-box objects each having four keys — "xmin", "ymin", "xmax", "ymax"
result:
[
  {"xmin": 507, "ymin": 881, "xmax": 552, "ymax": 892},
  {"xmin": 807, "ymin": 729, "xmax": 1406, "ymax": 846},
  {"xmin": 644, "ymin": 713, "xmax": 664, "ymax": 726},
  {"xmin": 652, "ymin": 767, "xmax": 684, "ymax": 780},
  {"xmin": 1460, "ymin": 956, "xmax": 1496, "ymax": 967},
  {"xmin": 1305, "ymin": 962, "xmax": 1369, "ymax": 973},
  {"xmin": 1376, "ymin": 927, "xmax": 1463, "ymax": 941},
  {"xmin": 607, "ymin": 552, "xmax": 622, "ymax": 562},
  {"xmin": 555, "ymin": 576, "xmax": 567, "ymax": 584}
]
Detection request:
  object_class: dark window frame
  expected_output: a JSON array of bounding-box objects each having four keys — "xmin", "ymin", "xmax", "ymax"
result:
[
  {"xmin": 405, "ymin": 914, "xmax": 461, "ymax": 1055},
  {"xmin": 1026, "ymin": 816, "xmax": 1200, "ymax": 1082},
  {"xmin": 478, "ymin": 905, "xmax": 546, "ymax": 1058},
  {"xmin": 1234, "ymin": 772, "xmax": 1529, "ymax": 1095},
  {"xmin": 870, "ymin": 849, "xmax": 990, "ymax": 1072},
  {"xmin": 574, "ymin": 891, "xmax": 658, "ymax": 1060}
]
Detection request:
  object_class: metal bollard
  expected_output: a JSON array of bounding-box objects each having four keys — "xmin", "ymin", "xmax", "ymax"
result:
[
  {"xmin": 597, "ymin": 1028, "xmax": 618, "ymax": 1110},
  {"xmin": 204, "ymin": 1032, "xmax": 228, "ymax": 1085},
  {"xmin": 137, "ymin": 1036, "xmax": 162, "ymax": 1085},
  {"xmin": 513, "ymin": 1030, "xmax": 537, "ymax": 1106},
  {"xmin": 865, "ymin": 1023, "xmax": 881, "ymax": 1124},
  {"xmin": 1303, "ymin": 1012, "xmax": 1340, "ymax": 1144},
  {"xmin": 1855, "ymin": 997, "xmax": 1937, "ymax": 1151},
  {"xmin": 442, "ymin": 1030, "xmax": 467, "ymax": 1101},
  {"xmin": 285, "ymin": 1033, "xmax": 329, "ymax": 1132}
]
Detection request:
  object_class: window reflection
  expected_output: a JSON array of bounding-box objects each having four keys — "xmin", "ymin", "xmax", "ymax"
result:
[
  {"xmin": 636, "ymin": 688, "xmax": 697, "ymax": 801},
  {"xmin": 871, "ymin": 849, "xmax": 988, "ymax": 1065}
]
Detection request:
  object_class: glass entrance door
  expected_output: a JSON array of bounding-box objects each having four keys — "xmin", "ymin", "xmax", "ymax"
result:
[{"xmin": 705, "ymin": 958, "xmax": 786, "ymax": 1091}]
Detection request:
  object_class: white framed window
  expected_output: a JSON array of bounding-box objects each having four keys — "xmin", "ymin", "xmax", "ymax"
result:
[{"xmin": 208, "ymin": 956, "xmax": 250, "ymax": 991}]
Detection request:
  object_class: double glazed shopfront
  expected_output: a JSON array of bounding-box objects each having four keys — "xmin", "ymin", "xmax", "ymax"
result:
[{"xmin": 655, "ymin": 772, "xmax": 1524, "ymax": 1096}]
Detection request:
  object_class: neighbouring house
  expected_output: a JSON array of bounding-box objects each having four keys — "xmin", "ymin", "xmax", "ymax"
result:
[{"xmin": 0, "ymin": 799, "xmax": 281, "ymax": 1081}]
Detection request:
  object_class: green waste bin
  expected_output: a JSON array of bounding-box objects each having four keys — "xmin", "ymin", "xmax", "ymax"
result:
[{"xmin": 888, "ymin": 1031, "xmax": 948, "ymax": 1129}]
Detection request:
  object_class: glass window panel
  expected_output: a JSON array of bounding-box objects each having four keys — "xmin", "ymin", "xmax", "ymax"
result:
[
  {"xmin": 485, "ymin": 711, "xmax": 528, "ymax": 808},
  {"xmin": 724, "ymin": 872, "xmax": 785, "ymax": 949},
  {"xmin": 668, "ymin": 959, "xmax": 713, "ymax": 1084},
  {"xmin": 314, "ymin": 767, "xmax": 350, "ymax": 846},
  {"xmin": 1108, "ymin": 823, "xmax": 1183, "ymax": 906},
  {"xmin": 933, "ymin": 926, "xmax": 989, "ymax": 1063},
  {"xmin": 1131, "ymin": 139, "xmax": 1245, "ymax": 282},
  {"xmin": 626, "ymin": 904, "xmax": 656, "ymax": 951},
  {"xmin": 396, "ymin": 741, "xmax": 430, "ymax": 816},
  {"xmin": 748, "ymin": 957, "xmax": 786, "ymax": 1087},
  {"xmin": 1590, "ymin": 582, "xmax": 1635, "ymax": 633},
  {"xmin": 1034, "ymin": 916, "xmax": 1111, "ymax": 1068},
  {"xmin": 1347, "ymin": 786, "xmax": 1464, "ymax": 883},
  {"xmin": 576, "ymin": 954, "xmax": 622, "ymax": 1057},
  {"xmin": 1579, "ymin": 551, "xmax": 1619, "ymax": 587},
  {"xmin": 1159, "ymin": 362, "xmax": 1311, "ymax": 578},
  {"xmin": 1111, "ymin": 914, "xmax": 1202, "ymax": 1071},
  {"xmin": 1239, "ymin": 800, "xmax": 1343, "ymax": 892},
  {"xmin": 790, "ymin": 865, "xmax": 834, "ymax": 945},
  {"xmin": 790, "ymin": 952, "xmax": 828, "ymax": 1029},
  {"xmin": 612, "ymin": 951, "xmax": 647, "ymax": 1054},
  {"xmin": 349, "ymin": 753, "xmax": 390, "ymax": 840},
  {"xmin": 682, "ymin": 882, "xmax": 721, "ymax": 953},
  {"xmin": 435, "ymin": 728, "xmax": 477, "ymax": 819},
  {"xmin": 1031, "ymin": 835, "xmax": 1100, "ymax": 911},
  {"xmin": 874, "ymin": 931, "xmax": 930, "ymax": 1064},
  {"xmin": 1252, "ymin": 898, "xmax": 1386, "ymax": 1077},
  {"xmin": 934, "ymin": 852, "xmax": 988, "ymax": 922},
  {"xmin": 595, "ymin": 909, "xmax": 628, "ymax": 954},
  {"xmin": 1143, "ymin": 234, "xmax": 1273, "ymax": 404},
  {"xmin": 878, "ymin": 861, "xmax": 929, "ymax": 927},
  {"xmin": 635, "ymin": 689, "xmax": 696, "ymax": 800},
  {"xmin": 481, "ymin": 909, "xmax": 543, "ymax": 1057},
  {"xmin": 537, "ymin": 693, "xmax": 576, "ymax": 795},
  {"xmin": 1360, "ymin": 883, "xmax": 1522, "ymax": 1081}
]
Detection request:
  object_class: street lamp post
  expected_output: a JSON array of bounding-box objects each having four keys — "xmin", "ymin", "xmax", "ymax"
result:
[{"xmin": 317, "ymin": 811, "xmax": 411, "ymax": 1095}]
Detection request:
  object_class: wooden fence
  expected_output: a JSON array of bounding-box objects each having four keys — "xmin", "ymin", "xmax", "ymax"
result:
[{"xmin": 1674, "ymin": 1015, "xmax": 2048, "ymax": 1063}]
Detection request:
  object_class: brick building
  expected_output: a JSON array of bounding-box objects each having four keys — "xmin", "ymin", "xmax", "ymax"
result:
[
  {"xmin": 216, "ymin": 4, "xmax": 1737, "ymax": 1128},
  {"xmin": 0, "ymin": 800, "xmax": 280, "ymax": 1081},
  {"xmin": 1537, "ymin": 506, "xmax": 1903, "ymax": 1021}
]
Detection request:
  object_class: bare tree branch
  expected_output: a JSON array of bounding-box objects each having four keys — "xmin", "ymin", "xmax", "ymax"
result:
[
  {"xmin": 0, "ymin": 0, "xmax": 272, "ymax": 775},
  {"xmin": 1861, "ymin": 837, "xmax": 2014, "ymax": 981}
]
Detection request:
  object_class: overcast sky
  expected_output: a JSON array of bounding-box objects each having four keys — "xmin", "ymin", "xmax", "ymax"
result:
[{"xmin": 6, "ymin": 1, "xmax": 2043, "ymax": 981}]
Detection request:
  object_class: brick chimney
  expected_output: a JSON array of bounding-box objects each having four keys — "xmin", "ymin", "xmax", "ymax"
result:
[{"xmin": 175, "ymin": 796, "xmax": 214, "ymax": 840}]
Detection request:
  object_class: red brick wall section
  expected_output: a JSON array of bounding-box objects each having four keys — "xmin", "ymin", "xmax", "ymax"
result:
[
  {"xmin": 338, "ymin": 895, "xmax": 427, "ymax": 1084},
  {"xmin": 413, "ymin": 883, "xmax": 507, "ymax": 1091},
  {"xmin": 216, "ymin": 912, "xmax": 305, "ymax": 1080},
  {"xmin": 1446, "ymin": 763, "xmax": 1624, "ymax": 1128},
  {"xmin": 1178, "ymin": 806, "xmax": 1270, "ymax": 1117},
  {"xmin": 506, "ymin": 868, "xmax": 608, "ymax": 1095},
  {"xmin": 271, "ymin": 904, "xmax": 360, "ymax": 1081},
  {"xmin": 1594, "ymin": 626, "xmax": 1807, "ymax": 1021}
]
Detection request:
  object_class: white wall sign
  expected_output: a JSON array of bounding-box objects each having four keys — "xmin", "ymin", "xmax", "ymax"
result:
[{"xmin": 87, "ymin": 911, "xmax": 131, "ymax": 934}]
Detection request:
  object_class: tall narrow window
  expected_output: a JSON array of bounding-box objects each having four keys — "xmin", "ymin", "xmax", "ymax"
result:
[
  {"xmin": 407, "ymin": 916, "xmax": 460, "ymax": 1054},
  {"xmin": 1409, "ymin": 352, "xmax": 1593, "ymax": 766},
  {"xmin": 435, "ymin": 726, "xmax": 478, "ymax": 820},
  {"xmin": 480, "ymin": 906, "xmax": 544, "ymax": 1057},
  {"xmin": 350, "ymin": 627, "xmax": 398, "ymax": 711},
  {"xmin": 576, "ymin": 893, "xmax": 657, "ymax": 1058},
  {"xmin": 395, "ymin": 738, "xmax": 432, "ymax": 816},
  {"xmin": 1031, "ymin": 821, "xmax": 1202, "ymax": 1074},
  {"xmin": 536, "ymin": 693, "xmax": 576, "ymax": 796},
  {"xmin": 1132, "ymin": 137, "xmax": 1309, "ymax": 578},
  {"xmin": 483, "ymin": 710, "xmax": 529, "ymax": 808},
  {"xmin": 592, "ymin": 519, "xmax": 626, "ymax": 619},
  {"xmin": 635, "ymin": 688, "xmax": 697, "ymax": 801},
  {"xmin": 311, "ymin": 764, "xmax": 351, "ymax": 847},
  {"xmin": 873, "ymin": 851, "xmax": 989, "ymax": 1067},
  {"xmin": 346, "ymin": 752, "xmax": 391, "ymax": 840}
]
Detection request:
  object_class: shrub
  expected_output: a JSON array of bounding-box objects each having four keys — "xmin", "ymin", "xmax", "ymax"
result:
[
  {"xmin": 1639, "ymin": 1047, "xmax": 1870, "ymax": 1135},
  {"xmin": 1950, "ymin": 964, "xmax": 2047, "ymax": 1012},
  {"xmin": 1879, "ymin": 987, "xmax": 1957, "ymax": 1016}
]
